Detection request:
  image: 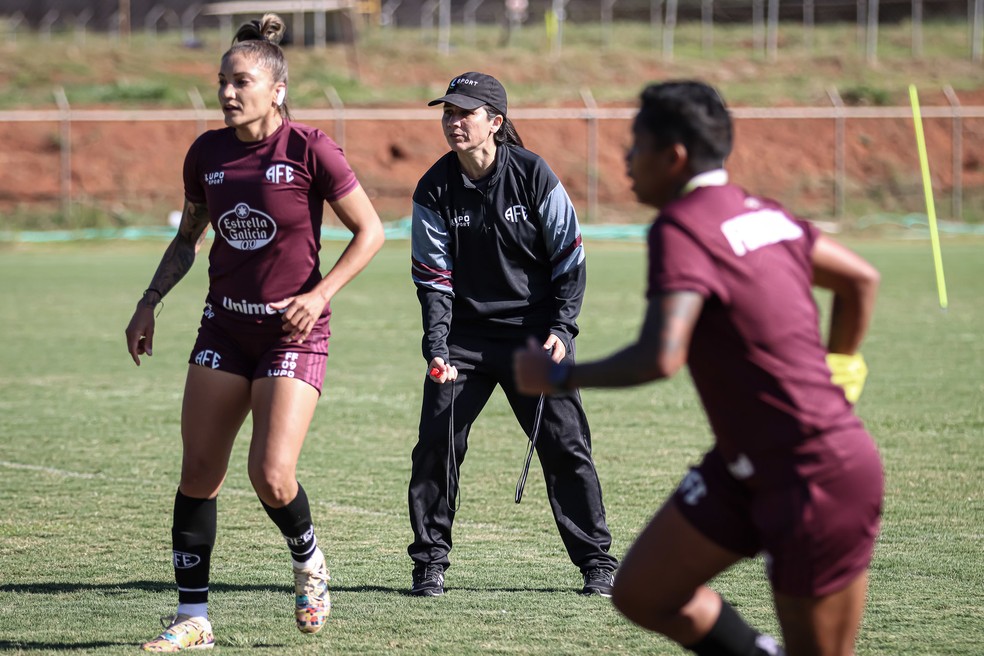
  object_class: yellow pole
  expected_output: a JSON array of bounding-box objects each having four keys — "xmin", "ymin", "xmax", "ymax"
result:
[{"xmin": 908, "ymin": 84, "xmax": 948, "ymax": 309}]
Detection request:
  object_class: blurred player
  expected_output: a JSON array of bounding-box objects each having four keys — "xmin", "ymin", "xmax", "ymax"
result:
[
  {"xmin": 408, "ymin": 72, "xmax": 619, "ymax": 597},
  {"xmin": 124, "ymin": 13, "xmax": 384, "ymax": 652},
  {"xmin": 514, "ymin": 80, "xmax": 883, "ymax": 655}
]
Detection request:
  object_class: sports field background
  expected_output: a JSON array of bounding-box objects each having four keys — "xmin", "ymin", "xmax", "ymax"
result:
[
  {"xmin": 1, "ymin": 20, "xmax": 983, "ymax": 230},
  {"xmin": 0, "ymin": 236, "xmax": 981, "ymax": 654}
]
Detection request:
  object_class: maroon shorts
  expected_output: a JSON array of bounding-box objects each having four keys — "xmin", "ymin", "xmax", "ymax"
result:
[
  {"xmin": 672, "ymin": 429, "xmax": 883, "ymax": 597},
  {"xmin": 188, "ymin": 307, "xmax": 329, "ymax": 394}
]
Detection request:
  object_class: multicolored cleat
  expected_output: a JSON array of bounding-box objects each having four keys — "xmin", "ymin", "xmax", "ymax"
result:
[
  {"xmin": 294, "ymin": 549, "xmax": 331, "ymax": 634},
  {"xmin": 141, "ymin": 614, "xmax": 214, "ymax": 652}
]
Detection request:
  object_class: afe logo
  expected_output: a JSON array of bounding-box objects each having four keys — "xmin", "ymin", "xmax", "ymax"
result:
[
  {"xmin": 504, "ymin": 205, "xmax": 528, "ymax": 223},
  {"xmin": 678, "ymin": 469, "xmax": 707, "ymax": 506},
  {"xmin": 194, "ymin": 349, "xmax": 222, "ymax": 369},
  {"xmin": 173, "ymin": 551, "xmax": 201, "ymax": 569},
  {"xmin": 266, "ymin": 163, "xmax": 295, "ymax": 184}
]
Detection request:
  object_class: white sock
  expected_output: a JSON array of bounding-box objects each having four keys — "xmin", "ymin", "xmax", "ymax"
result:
[
  {"xmin": 293, "ymin": 546, "xmax": 324, "ymax": 571},
  {"xmin": 176, "ymin": 603, "xmax": 208, "ymax": 621}
]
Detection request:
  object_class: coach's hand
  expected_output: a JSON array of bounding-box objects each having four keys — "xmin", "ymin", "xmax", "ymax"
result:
[
  {"xmin": 428, "ymin": 357, "xmax": 458, "ymax": 383},
  {"xmin": 542, "ymin": 333, "xmax": 566, "ymax": 362}
]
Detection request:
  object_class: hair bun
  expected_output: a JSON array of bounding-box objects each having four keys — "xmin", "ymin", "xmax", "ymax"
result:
[{"xmin": 233, "ymin": 12, "xmax": 285, "ymax": 45}]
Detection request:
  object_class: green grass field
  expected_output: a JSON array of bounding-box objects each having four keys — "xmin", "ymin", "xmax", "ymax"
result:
[{"xmin": 0, "ymin": 237, "xmax": 981, "ymax": 654}]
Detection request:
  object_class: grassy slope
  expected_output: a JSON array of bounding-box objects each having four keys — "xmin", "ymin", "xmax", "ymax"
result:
[{"xmin": 0, "ymin": 21, "xmax": 980, "ymax": 110}]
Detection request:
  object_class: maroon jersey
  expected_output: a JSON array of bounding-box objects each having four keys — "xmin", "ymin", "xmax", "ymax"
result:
[
  {"xmin": 647, "ymin": 183, "xmax": 863, "ymax": 473},
  {"xmin": 183, "ymin": 120, "xmax": 358, "ymax": 325}
]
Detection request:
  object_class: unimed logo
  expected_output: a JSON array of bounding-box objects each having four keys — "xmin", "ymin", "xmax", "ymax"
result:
[{"xmin": 173, "ymin": 551, "xmax": 201, "ymax": 569}]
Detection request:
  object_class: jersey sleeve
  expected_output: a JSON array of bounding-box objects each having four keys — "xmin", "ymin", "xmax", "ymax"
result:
[
  {"xmin": 182, "ymin": 136, "xmax": 206, "ymax": 205},
  {"xmin": 800, "ymin": 217, "xmax": 821, "ymax": 265},
  {"xmin": 411, "ymin": 180, "xmax": 454, "ymax": 362},
  {"xmin": 309, "ymin": 132, "xmax": 359, "ymax": 202},
  {"xmin": 646, "ymin": 216, "xmax": 726, "ymax": 301},
  {"xmin": 537, "ymin": 178, "xmax": 585, "ymax": 346}
]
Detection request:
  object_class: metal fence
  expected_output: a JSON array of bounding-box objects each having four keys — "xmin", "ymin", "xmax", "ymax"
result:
[
  {"xmin": 3, "ymin": 0, "xmax": 981, "ymax": 61},
  {"xmin": 2, "ymin": 88, "xmax": 981, "ymax": 225}
]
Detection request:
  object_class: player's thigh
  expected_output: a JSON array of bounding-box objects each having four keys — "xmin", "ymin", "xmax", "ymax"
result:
[
  {"xmin": 614, "ymin": 499, "xmax": 743, "ymax": 613},
  {"xmin": 180, "ymin": 365, "xmax": 252, "ymax": 493},
  {"xmin": 248, "ymin": 375, "xmax": 321, "ymax": 475},
  {"xmin": 774, "ymin": 571, "xmax": 869, "ymax": 656}
]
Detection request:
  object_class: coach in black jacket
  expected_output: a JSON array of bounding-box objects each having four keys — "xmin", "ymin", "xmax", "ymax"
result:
[{"xmin": 407, "ymin": 72, "xmax": 618, "ymax": 598}]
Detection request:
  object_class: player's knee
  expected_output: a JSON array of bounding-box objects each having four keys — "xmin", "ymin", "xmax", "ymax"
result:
[
  {"xmin": 612, "ymin": 572, "xmax": 675, "ymax": 631},
  {"xmin": 180, "ymin": 457, "xmax": 224, "ymax": 497},
  {"xmin": 612, "ymin": 570, "xmax": 662, "ymax": 629},
  {"xmin": 248, "ymin": 463, "xmax": 295, "ymax": 506}
]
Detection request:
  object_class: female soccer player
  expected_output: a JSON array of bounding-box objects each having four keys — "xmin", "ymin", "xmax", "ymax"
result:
[
  {"xmin": 407, "ymin": 72, "xmax": 618, "ymax": 597},
  {"xmin": 515, "ymin": 80, "xmax": 883, "ymax": 656},
  {"xmin": 124, "ymin": 13, "xmax": 384, "ymax": 652}
]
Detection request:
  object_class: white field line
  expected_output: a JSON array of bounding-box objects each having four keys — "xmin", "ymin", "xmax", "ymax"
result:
[
  {"xmin": 0, "ymin": 460, "xmax": 102, "ymax": 479},
  {"xmin": 0, "ymin": 459, "xmax": 530, "ymax": 534}
]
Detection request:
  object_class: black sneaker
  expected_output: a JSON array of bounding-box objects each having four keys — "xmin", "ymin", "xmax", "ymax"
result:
[
  {"xmin": 410, "ymin": 564, "xmax": 445, "ymax": 597},
  {"xmin": 580, "ymin": 567, "xmax": 615, "ymax": 597}
]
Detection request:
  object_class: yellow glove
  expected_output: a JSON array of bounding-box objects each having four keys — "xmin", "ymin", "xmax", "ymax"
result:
[{"xmin": 826, "ymin": 352, "xmax": 868, "ymax": 404}]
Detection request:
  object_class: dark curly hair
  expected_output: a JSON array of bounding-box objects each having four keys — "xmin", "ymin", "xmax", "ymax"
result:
[{"xmin": 635, "ymin": 81, "xmax": 732, "ymax": 172}]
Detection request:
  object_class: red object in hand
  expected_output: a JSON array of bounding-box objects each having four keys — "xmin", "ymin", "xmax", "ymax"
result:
[{"xmin": 429, "ymin": 367, "xmax": 441, "ymax": 377}]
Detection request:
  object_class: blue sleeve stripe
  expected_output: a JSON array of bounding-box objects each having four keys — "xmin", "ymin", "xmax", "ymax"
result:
[
  {"xmin": 538, "ymin": 182, "xmax": 585, "ymax": 279},
  {"xmin": 411, "ymin": 200, "xmax": 454, "ymax": 292}
]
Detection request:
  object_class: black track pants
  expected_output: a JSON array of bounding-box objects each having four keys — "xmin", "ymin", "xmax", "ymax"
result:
[{"xmin": 407, "ymin": 334, "xmax": 618, "ymax": 573}]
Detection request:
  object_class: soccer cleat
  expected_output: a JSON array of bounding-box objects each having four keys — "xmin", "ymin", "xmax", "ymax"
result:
[
  {"xmin": 409, "ymin": 563, "xmax": 445, "ymax": 596},
  {"xmin": 580, "ymin": 567, "xmax": 615, "ymax": 597},
  {"xmin": 141, "ymin": 614, "xmax": 214, "ymax": 652},
  {"xmin": 294, "ymin": 549, "xmax": 331, "ymax": 634}
]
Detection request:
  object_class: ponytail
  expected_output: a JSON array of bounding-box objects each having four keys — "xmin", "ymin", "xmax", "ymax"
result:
[
  {"xmin": 232, "ymin": 12, "xmax": 286, "ymax": 45},
  {"xmin": 484, "ymin": 105, "xmax": 523, "ymax": 148}
]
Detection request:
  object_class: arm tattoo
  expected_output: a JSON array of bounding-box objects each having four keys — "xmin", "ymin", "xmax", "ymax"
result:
[
  {"xmin": 145, "ymin": 200, "xmax": 210, "ymax": 300},
  {"xmin": 660, "ymin": 293, "xmax": 703, "ymax": 360}
]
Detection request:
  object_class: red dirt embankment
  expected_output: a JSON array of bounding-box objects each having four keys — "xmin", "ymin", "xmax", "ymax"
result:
[{"xmin": 2, "ymin": 89, "xmax": 982, "ymax": 225}]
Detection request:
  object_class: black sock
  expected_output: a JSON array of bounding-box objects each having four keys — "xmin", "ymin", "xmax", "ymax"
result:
[
  {"xmin": 687, "ymin": 600, "xmax": 785, "ymax": 656},
  {"xmin": 171, "ymin": 491, "xmax": 217, "ymax": 605},
  {"xmin": 260, "ymin": 482, "xmax": 319, "ymax": 564}
]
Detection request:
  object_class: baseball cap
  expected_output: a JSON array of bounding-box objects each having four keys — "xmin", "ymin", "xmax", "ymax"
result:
[{"xmin": 428, "ymin": 72, "xmax": 508, "ymax": 116}]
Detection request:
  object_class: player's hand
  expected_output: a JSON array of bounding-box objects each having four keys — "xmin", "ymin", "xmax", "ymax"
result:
[
  {"xmin": 543, "ymin": 333, "xmax": 566, "ymax": 363},
  {"xmin": 428, "ymin": 357, "xmax": 458, "ymax": 383},
  {"xmin": 514, "ymin": 337, "xmax": 555, "ymax": 395},
  {"xmin": 826, "ymin": 352, "xmax": 868, "ymax": 404},
  {"xmin": 125, "ymin": 305, "xmax": 156, "ymax": 366},
  {"xmin": 270, "ymin": 292, "xmax": 328, "ymax": 343}
]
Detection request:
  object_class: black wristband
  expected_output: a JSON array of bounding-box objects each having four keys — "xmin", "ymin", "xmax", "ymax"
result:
[
  {"xmin": 548, "ymin": 362, "xmax": 573, "ymax": 393},
  {"xmin": 140, "ymin": 288, "xmax": 163, "ymax": 309}
]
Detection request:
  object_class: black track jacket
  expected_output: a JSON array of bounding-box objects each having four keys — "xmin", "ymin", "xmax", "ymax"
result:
[{"xmin": 410, "ymin": 143, "xmax": 586, "ymax": 363}]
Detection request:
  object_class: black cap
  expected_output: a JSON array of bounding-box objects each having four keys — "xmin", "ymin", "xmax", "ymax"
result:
[{"xmin": 428, "ymin": 72, "xmax": 507, "ymax": 116}]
